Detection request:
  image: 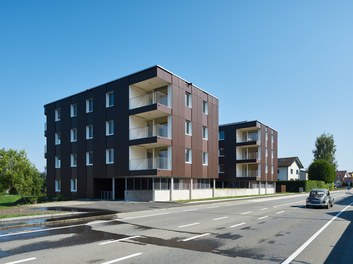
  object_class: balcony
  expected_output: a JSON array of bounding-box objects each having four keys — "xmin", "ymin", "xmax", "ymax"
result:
[
  {"xmin": 130, "ymin": 91, "xmax": 168, "ymax": 109},
  {"xmin": 236, "ymin": 164, "xmax": 261, "ymax": 179},
  {"xmin": 236, "ymin": 130, "xmax": 261, "ymax": 147},
  {"xmin": 237, "ymin": 170, "xmax": 259, "ymax": 177},
  {"xmin": 130, "ymin": 124, "xmax": 169, "ymax": 140},
  {"xmin": 130, "ymin": 157, "xmax": 171, "ymax": 171}
]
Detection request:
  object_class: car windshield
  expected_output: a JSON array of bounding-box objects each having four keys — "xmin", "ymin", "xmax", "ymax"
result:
[{"xmin": 310, "ymin": 191, "xmax": 325, "ymax": 197}]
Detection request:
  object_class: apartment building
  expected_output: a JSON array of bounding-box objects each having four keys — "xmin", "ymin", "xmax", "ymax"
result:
[
  {"xmin": 218, "ymin": 121, "xmax": 278, "ymax": 189},
  {"xmin": 44, "ymin": 65, "xmax": 219, "ymax": 201}
]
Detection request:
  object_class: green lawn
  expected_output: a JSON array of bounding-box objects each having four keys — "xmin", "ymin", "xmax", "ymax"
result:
[{"xmin": 0, "ymin": 193, "xmax": 22, "ymax": 208}]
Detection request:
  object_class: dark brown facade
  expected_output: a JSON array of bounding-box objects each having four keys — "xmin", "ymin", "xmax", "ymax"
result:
[
  {"xmin": 218, "ymin": 121, "xmax": 278, "ymax": 188},
  {"xmin": 44, "ymin": 65, "xmax": 219, "ymax": 200}
]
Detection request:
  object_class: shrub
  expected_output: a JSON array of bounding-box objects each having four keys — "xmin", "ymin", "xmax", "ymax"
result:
[{"xmin": 308, "ymin": 159, "xmax": 335, "ymax": 183}]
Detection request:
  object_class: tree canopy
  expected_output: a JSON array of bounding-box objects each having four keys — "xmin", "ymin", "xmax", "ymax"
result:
[
  {"xmin": 308, "ymin": 159, "xmax": 336, "ymax": 183},
  {"xmin": 0, "ymin": 148, "xmax": 44, "ymax": 196},
  {"xmin": 312, "ymin": 133, "xmax": 337, "ymax": 169}
]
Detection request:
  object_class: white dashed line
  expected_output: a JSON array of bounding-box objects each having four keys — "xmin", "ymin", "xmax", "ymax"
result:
[
  {"xmin": 3, "ymin": 258, "xmax": 37, "ymax": 264},
  {"xmin": 178, "ymin": 222, "xmax": 200, "ymax": 228},
  {"xmin": 241, "ymin": 211, "xmax": 252, "ymax": 215},
  {"xmin": 101, "ymin": 253, "xmax": 142, "ymax": 264},
  {"xmin": 258, "ymin": 216, "xmax": 269, "ymax": 220},
  {"xmin": 206, "ymin": 206, "xmax": 219, "ymax": 209},
  {"xmin": 213, "ymin": 216, "xmax": 228, "ymax": 221},
  {"xmin": 260, "ymin": 207, "xmax": 269, "ymax": 211},
  {"xmin": 181, "ymin": 233, "xmax": 210, "ymax": 242},
  {"xmin": 276, "ymin": 211, "xmax": 285, "ymax": 214},
  {"xmin": 183, "ymin": 209, "xmax": 199, "ymax": 212},
  {"xmin": 99, "ymin": 235, "xmax": 142, "ymax": 245},
  {"xmin": 230, "ymin": 222, "xmax": 246, "ymax": 228}
]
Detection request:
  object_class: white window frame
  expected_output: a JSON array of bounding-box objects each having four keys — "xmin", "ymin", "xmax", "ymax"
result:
[
  {"xmin": 185, "ymin": 120, "xmax": 192, "ymax": 135},
  {"xmin": 55, "ymin": 156, "xmax": 61, "ymax": 168},
  {"xmin": 106, "ymin": 120, "xmax": 114, "ymax": 136},
  {"xmin": 55, "ymin": 179, "xmax": 61, "ymax": 192},
  {"xmin": 86, "ymin": 125, "xmax": 93, "ymax": 139},
  {"xmin": 202, "ymin": 100, "xmax": 208, "ymax": 114},
  {"xmin": 219, "ymin": 147, "xmax": 225, "ymax": 157},
  {"xmin": 106, "ymin": 149, "xmax": 114, "ymax": 164},
  {"xmin": 202, "ymin": 126, "xmax": 208, "ymax": 140},
  {"xmin": 185, "ymin": 92, "xmax": 192, "ymax": 108},
  {"xmin": 86, "ymin": 98, "xmax": 93, "ymax": 113},
  {"xmin": 70, "ymin": 128, "xmax": 77, "ymax": 142},
  {"xmin": 55, "ymin": 108, "xmax": 61, "ymax": 121},
  {"xmin": 55, "ymin": 132, "xmax": 61, "ymax": 145},
  {"xmin": 70, "ymin": 153, "xmax": 77, "ymax": 167},
  {"xmin": 106, "ymin": 92, "xmax": 114, "ymax": 107},
  {"xmin": 86, "ymin": 151, "xmax": 93, "ymax": 166},
  {"xmin": 70, "ymin": 103, "xmax": 77, "ymax": 117},
  {"xmin": 202, "ymin": 152, "xmax": 208, "ymax": 166},
  {"xmin": 70, "ymin": 178, "xmax": 77, "ymax": 192},
  {"xmin": 219, "ymin": 164, "xmax": 224, "ymax": 173},
  {"xmin": 185, "ymin": 149, "xmax": 192, "ymax": 164}
]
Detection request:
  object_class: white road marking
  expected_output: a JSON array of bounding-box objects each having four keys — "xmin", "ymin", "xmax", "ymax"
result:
[
  {"xmin": 260, "ymin": 207, "xmax": 269, "ymax": 211},
  {"xmin": 101, "ymin": 253, "xmax": 143, "ymax": 264},
  {"xmin": 258, "ymin": 216, "xmax": 269, "ymax": 220},
  {"xmin": 282, "ymin": 202, "xmax": 353, "ymax": 264},
  {"xmin": 273, "ymin": 200, "xmax": 302, "ymax": 208},
  {"xmin": 183, "ymin": 209, "xmax": 198, "ymax": 212},
  {"xmin": 230, "ymin": 222, "xmax": 246, "ymax": 228},
  {"xmin": 3, "ymin": 258, "xmax": 37, "ymax": 264},
  {"xmin": 276, "ymin": 211, "xmax": 285, "ymax": 214},
  {"xmin": 213, "ymin": 216, "xmax": 228, "ymax": 221},
  {"xmin": 178, "ymin": 222, "xmax": 200, "ymax": 228},
  {"xmin": 181, "ymin": 233, "xmax": 210, "ymax": 242},
  {"xmin": 99, "ymin": 235, "xmax": 142, "ymax": 245},
  {"xmin": 241, "ymin": 211, "xmax": 252, "ymax": 215},
  {"xmin": 206, "ymin": 206, "xmax": 219, "ymax": 209},
  {"xmin": 120, "ymin": 212, "xmax": 171, "ymax": 220}
]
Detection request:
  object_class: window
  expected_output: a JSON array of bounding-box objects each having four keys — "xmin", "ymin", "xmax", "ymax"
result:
[
  {"xmin": 202, "ymin": 126, "xmax": 208, "ymax": 140},
  {"xmin": 265, "ymin": 164, "xmax": 268, "ymax": 173},
  {"xmin": 290, "ymin": 169, "xmax": 293, "ymax": 174},
  {"xmin": 202, "ymin": 100, "xmax": 208, "ymax": 114},
  {"xmin": 185, "ymin": 120, "xmax": 192, "ymax": 135},
  {"xmin": 55, "ymin": 108, "xmax": 61, "ymax": 121},
  {"xmin": 70, "ymin": 128, "xmax": 77, "ymax": 142},
  {"xmin": 86, "ymin": 151, "xmax": 93, "ymax": 166},
  {"xmin": 202, "ymin": 152, "xmax": 208, "ymax": 165},
  {"xmin": 106, "ymin": 92, "xmax": 114, "ymax": 107},
  {"xmin": 55, "ymin": 132, "xmax": 61, "ymax": 145},
  {"xmin": 86, "ymin": 98, "xmax": 93, "ymax": 113},
  {"xmin": 219, "ymin": 147, "xmax": 225, "ymax": 156},
  {"xmin": 70, "ymin": 153, "xmax": 77, "ymax": 167},
  {"xmin": 185, "ymin": 92, "xmax": 192, "ymax": 107},
  {"xmin": 219, "ymin": 164, "xmax": 224, "ymax": 173},
  {"xmin": 219, "ymin": 131, "xmax": 225, "ymax": 140},
  {"xmin": 55, "ymin": 179, "xmax": 61, "ymax": 192},
  {"xmin": 106, "ymin": 120, "xmax": 114, "ymax": 136},
  {"xmin": 106, "ymin": 149, "xmax": 114, "ymax": 164},
  {"xmin": 185, "ymin": 149, "xmax": 192, "ymax": 163},
  {"xmin": 86, "ymin": 125, "xmax": 93, "ymax": 139},
  {"xmin": 70, "ymin": 103, "xmax": 77, "ymax": 117},
  {"xmin": 70, "ymin": 178, "xmax": 77, "ymax": 192},
  {"xmin": 55, "ymin": 156, "xmax": 61, "ymax": 168},
  {"xmin": 296, "ymin": 169, "xmax": 299, "ymax": 175}
]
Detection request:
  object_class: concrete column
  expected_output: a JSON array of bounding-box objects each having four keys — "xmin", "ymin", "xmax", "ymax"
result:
[
  {"xmin": 152, "ymin": 176, "xmax": 155, "ymax": 202},
  {"xmin": 265, "ymin": 181, "xmax": 268, "ymax": 195},
  {"xmin": 170, "ymin": 177, "xmax": 174, "ymax": 202},
  {"xmin": 258, "ymin": 182, "xmax": 261, "ymax": 195},
  {"xmin": 212, "ymin": 179, "xmax": 216, "ymax": 198},
  {"xmin": 189, "ymin": 178, "xmax": 193, "ymax": 200},
  {"xmin": 112, "ymin": 177, "xmax": 115, "ymax": 200}
]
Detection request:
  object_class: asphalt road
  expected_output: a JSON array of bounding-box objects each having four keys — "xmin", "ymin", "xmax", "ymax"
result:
[{"xmin": 1, "ymin": 190, "xmax": 353, "ymax": 264}]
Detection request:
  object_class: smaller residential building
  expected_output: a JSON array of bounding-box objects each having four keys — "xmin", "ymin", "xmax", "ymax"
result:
[
  {"xmin": 277, "ymin": 157, "xmax": 304, "ymax": 181},
  {"xmin": 335, "ymin": 170, "xmax": 352, "ymax": 187}
]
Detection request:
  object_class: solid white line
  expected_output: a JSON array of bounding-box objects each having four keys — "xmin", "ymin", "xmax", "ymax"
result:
[
  {"xmin": 181, "ymin": 233, "xmax": 210, "ymax": 242},
  {"xmin": 282, "ymin": 202, "xmax": 353, "ymax": 264},
  {"xmin": 99, "ymin": 235, "xmax": 142, "ymax": 245},
  {"xmin": 183, "ymin": 209, "xmax": 198, "ymax": 212},
  {"xmin": 120, "ymin": 212, "xmax": 170, "ymax": 220},
  {"xmin": 241, "ymin": 211, "xmax": 252, "ymax": 215},
  {"xmin": 230, "ymin": 222, "xmax": 246, "ymax": 228},
  {"xmin": 178, "ymin": 222, "xmax": 200, "ymax": 228},
  {"xmin": 258, "ymin": 216, "xmax": 269, "ymax": 220},
  {"xmin": 101, "ymin": 253, "xmax": 142, "ymax": 264},
  {"xmin": 213, "ymin": 216, "xmax": 228, "ymax": 221},
  {"xmin": 3, "ymin": 258, "xmax": 37, "ymax": 264},
  {"xmin": 260, "ymin": 207, "xmax": 269, "ymax": 211},
  {"xmin": 206, "ymin": 206, "xmax": 219, "ymax": 209},
  {"xmin": 276, "ymin": 211, "xmax": 285, "ymax": 214}
]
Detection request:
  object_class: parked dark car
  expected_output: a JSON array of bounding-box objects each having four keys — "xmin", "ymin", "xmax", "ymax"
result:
[{"xmin": 306, "ymin": 189, "xmax": 334, "ymax": 209}]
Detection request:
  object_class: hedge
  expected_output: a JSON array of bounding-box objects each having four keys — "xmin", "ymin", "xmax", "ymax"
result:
[{"xmin": 277, "ymin": 180, "xmax": 334, "ymax": 192}]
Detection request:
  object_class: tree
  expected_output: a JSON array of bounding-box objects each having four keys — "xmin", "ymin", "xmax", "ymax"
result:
[
  {"xmin": 0, "ymin": 148, "xmax": 44, "ymax": 196},
  {"xmin": 313, "ymin": 133, "xmax": 337, "ymax": 170},
  {"xmin": 308, "ymin": 159, "xmax": 336, "ymax": 183}
]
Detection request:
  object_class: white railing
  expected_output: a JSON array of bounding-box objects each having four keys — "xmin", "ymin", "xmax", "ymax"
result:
[
  {"xmin": 130, "ymin": 91, "xmax": 168, "ymax": 109},
  {"xmin": 130, "ymin": 124, "xmax": 169, "ymax": 140},
  {"xmin": 238, "ymin": 170, "xmax": 259, "ymax": 177},
  {"xmin": 130, "ymin": 157, "xmax": 171, "ymax": 170},
  {"xmin": 240, "ymin": 152, "xmax": 258, "ymax": 160}
]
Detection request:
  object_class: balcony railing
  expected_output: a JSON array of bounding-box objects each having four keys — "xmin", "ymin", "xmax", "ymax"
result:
[
  {"xmin": 130, "ymin": 124, "xmax": 169, "ymax": 140},
  {"xmin": 238, "ymin": 170, "xmax": 259, "ymax": 177},
  {"xmin": 239, "ymin": 152, "xmax": 258, "ymax": 160},
  {"xmin": 237, "ymin": 132, "xmax": 260, "ymax": 143},
  {"xmin": 130, "ymin": 157, "xmax": 171, "ymax": 170},
  {"xmin": 130, "ymin": 91, "xmax": 168, "ymax": 109}
]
